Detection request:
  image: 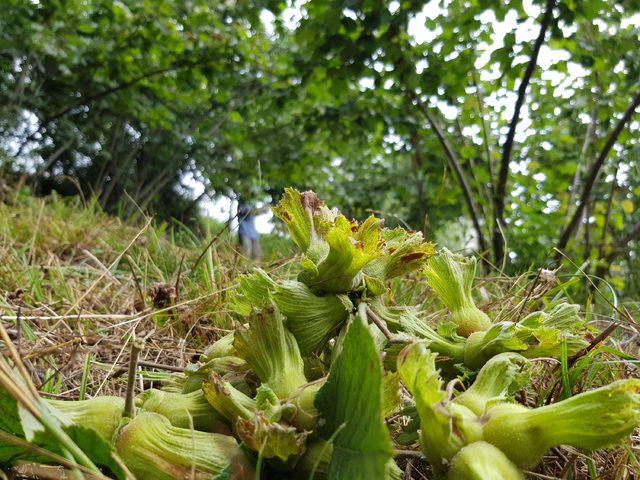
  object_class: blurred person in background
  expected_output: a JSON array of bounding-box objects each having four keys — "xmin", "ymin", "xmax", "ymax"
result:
[{"xmin": 237, "ymin": 202, "xmax": 263, "ymax": 261}]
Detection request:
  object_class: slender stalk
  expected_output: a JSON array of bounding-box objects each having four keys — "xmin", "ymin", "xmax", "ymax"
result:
[
  {"xmin": 78, "ymin": 353, "xmax": 92, "ymax": 401},
  {"xmin": 0, "ymin": 320, "xmax": 39, "ymax": 398},
  {"xmin": 365, "ymin": 305, "xmax": 409, "ymax": 345},
  {"xmin": 11, "ymin": 461, "xmax": 102, "ymax": 480},
  {"xmin": 60, "ymin": 448, "xmax": 85, "ymax": 480},
  {"xmin": 124, "ymin": 338, "xmax": 144, "ymax": 419},
  {"xmin": 125, "ymin": 254, "xmax": 145, "ymax": 311},
  {"xmin": 394, "ymin": 449, "xmax": 426, "ymax": 460},
  {"xmin": 138, "ymin": 359, "xmax": 184, "ymax": 372}
]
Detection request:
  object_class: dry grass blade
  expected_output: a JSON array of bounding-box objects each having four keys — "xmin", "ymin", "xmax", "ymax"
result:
[{"xmin": 63, "ymin": 217, "xmax": 152, "ymax": 315}]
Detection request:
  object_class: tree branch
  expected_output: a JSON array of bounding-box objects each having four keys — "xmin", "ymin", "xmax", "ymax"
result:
[
  {"xmin": 413, "ymin": 96, "xmax": 489, "ymax": 254},
  {"xmin": 409, "ymin": 129, "xmax": 426, "ymax": 216},
  {"xmin": 556, "ymin": 88, "xmax": 640, "ymax": 256},
  {"xmin": 11, "ymin": 53, "xmax": 221, "ymax": 156},
  {"xmin": 471, "ymin": 70, "xmax": 495, "ymax": 201},
  {"xmin": 44, "ymin": 58, "xmax": 209, "ymax": 125},
  {"xmin": 593, "ymin": 219, "xmax": 640, "ymax": 288},
  {"xmin": 492, "ymin": 0, "xmax": 556, "ymax": 263},
  {"xmin": 565, "ymin": 79, "xmax": 599, "ymax": 223},
  {"xmin": 35, "ymin": 137, "xmax": 73, "ymax": 177},
  {"xmin": 597, "ymin": 164, "xmax": 618, "ymax": 259},
  {"xmin": 455, "ymin": 117, "xmax": 491, "ymax": 224},
  {"xmin": 609, "ymin": 221, "xmax": 640, "ymax": 257}
]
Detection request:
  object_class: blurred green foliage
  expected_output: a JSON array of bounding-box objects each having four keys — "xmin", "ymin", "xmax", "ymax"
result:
[{"xmin": 1, "ymin": 0, "xmax": 639, "ymax": 293}]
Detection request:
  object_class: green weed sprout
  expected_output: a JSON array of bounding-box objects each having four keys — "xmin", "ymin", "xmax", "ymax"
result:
[
  {"xmin": 47, "ymin": 396, "xmax": 124, "ymax": 442},
  {"xmin": 424, "ymin": 248, "xmax": 491, "ymax": 337},
  {"xmin": 447, "ymin": 442, "xmax": 523, "ymax": 480},
  {"xmin": 136, "ymin": 389, "xmax": 229, "ymax": 433},
  {"xmin": 483, "ymin": 379, "xmax": 640, "ymax": 468},
  {"xmin": 115, "ymin": 411, "xmax": 253, "ymax": 479}
]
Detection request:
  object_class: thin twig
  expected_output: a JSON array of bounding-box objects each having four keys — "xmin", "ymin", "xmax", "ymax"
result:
[
  {"xmin": 64, "ymin": 218, "xmax": 152, "ymax": 315},
  {"xmin": 404, "ymin": 457, "xmax": 414, "ymax": 480},
  {"xmin": 566, "ymin": 78, "xmax": 600, "ymax": 223},
  {"xmin": 0, "ymin": 313, "xmax": 140, "ymax": 322},
  {"xmin": 0, "ymin": 319, "xmax": 39, "ymax": 399},
  {"xmin": 394, "ymin": 450, "xmax": 426, "ymax": 460},
  {"xmin": 190, "ymin": 213, "xmax": 237, "ymax": 275},
  {"xmin": 568, "ymin": 321, "xmax": 620, "ymax": 367},
  {"xmin": 12, "ymin": 462, "xmax": 102, "ymax": 480},
  {"xmin": 138, "ymin": 359, "xmax": 184, "ymax": 373},
  {"xmin": 598, "ymin": 165, "xmax": 619, "ymax": 259},
  {"xmin": 515, "ymin": 268, "xmax": 543, "ymax": 320},
  {"xmin": 80, "ymin": 248, "xmax": 119, "ymax": 284},
  {"xmin": 365, "ymin": 305, "xmax": 410, "ymax": 345},
  {"xmin": 0, "ymin": 434, "xmax": 102, "ymax": 479},
  {"xmin": 471, "ymin": 68, "xmax": 495, "ymax": 201},
  {"xmin": 15, "ymin": 305, "xmax": 22, "ymax": 357},
  {"xmin": 554, "ymin": 248, "xmax": 633, "ymax": 324},
  {"xmin": 545, "ymin": 311, "xmax": 621, "ymax": 404},
  {"xmin": 125, "ymin": 254, "xmax": 146, "ymax": 311},
  {"xmin": 602, "ymin": 220, "xmax": 640, "ymax": 263},
  {"xmin": 174, "ymin": 253, "xmax": 186, "ymax": 304},
  {"xmin": 123, "ymin": 338, "xmax": 144, "ymax": 419}
]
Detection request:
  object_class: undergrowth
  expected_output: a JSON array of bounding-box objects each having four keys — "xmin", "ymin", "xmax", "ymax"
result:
[{"xmin": 0, "ymin": 188, "xmax": 638, "ymax": 479}]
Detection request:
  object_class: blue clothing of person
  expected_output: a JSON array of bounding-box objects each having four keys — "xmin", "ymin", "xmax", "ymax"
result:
[{"xmin": 237, "ymin": 204, "xmax": 260, "ymax": 240}]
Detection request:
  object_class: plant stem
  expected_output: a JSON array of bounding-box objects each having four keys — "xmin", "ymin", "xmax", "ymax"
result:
[
  {"xmin": 124, "ymin": 338, "xmax": 144, "ymax": 419},
  {"xmin": 365, "ymin": 304, "xmax": 409, "ymax": 345}
]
